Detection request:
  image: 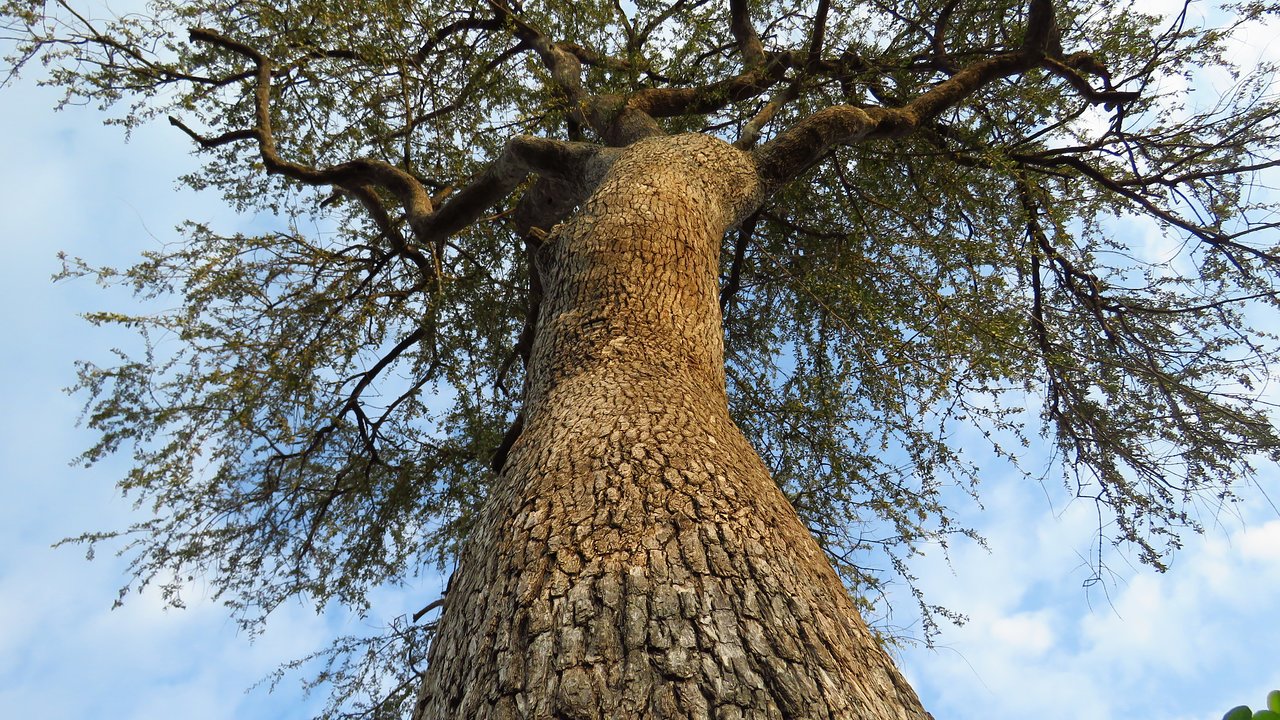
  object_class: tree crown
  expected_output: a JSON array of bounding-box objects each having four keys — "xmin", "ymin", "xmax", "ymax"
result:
[{"xmin": 5, "ymin": 0, "xmax": 1280, "ymax": 715}]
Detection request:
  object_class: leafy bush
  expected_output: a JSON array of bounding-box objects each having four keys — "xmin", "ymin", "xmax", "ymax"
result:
[{"xmin": 1222, "ymin": 690, "xmax": 1280, "ymax": 720}]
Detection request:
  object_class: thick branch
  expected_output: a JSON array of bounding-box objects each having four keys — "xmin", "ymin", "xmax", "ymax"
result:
[
  {"xmin": 729, "ymin": 0, "xmax": 767, "ymax": 67},
  {"xmin": 754, "ymin": 0, "xmax": 1064, "ymax": 190},
  {"xmin": 931, "ymin": 0, "xmax": 962, "ymax": 72},
  {"xmin": 419, "ymin": 137, "xmax": 613, "ymax": 244},
  {"xmin": 807, "ymin": 0, "xmax": 832, "ymax": 66},
  {"xmin": 623, "ymin": 54, "xmax": 794, "ymax": 119},
  {"xmin": 490, "ymin": 410, "xmax": 524, "ymax": 473},
  {"xmin": 737, "ymin": 83, "xmax": 800, "ymax": 149},
  {"xmin": 735, "ymin": 1, "xmax": 832, "ymax": 149},
  {"xmin": 483, "ymin": 0, "xmax": 590, "ymax": 132},
  {"xmin": 752, "ymin": 105, "xmax": 881, "ymax": 189},
  {"xmin": 180, "ymin": 28, "xmax": 611, "ymax": 255}
]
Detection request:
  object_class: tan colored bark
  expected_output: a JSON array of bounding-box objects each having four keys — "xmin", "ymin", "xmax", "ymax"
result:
[{"xmin": 413, "ymin": 134, "xmax": 929, "ymax": 720}]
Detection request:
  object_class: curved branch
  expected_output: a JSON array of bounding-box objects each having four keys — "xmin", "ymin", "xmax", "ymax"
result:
[
  {"xmin": 348, "ymin": 185, "xmax": 436, "ymax": 287},
  {"xmin": 931, "ymin": 0, "xmax": 962, "ymax": 72},
  {"xmin": 754, "ymin": 0, "xmax": 1066, "ymax": 190},
  {"xmin": 483, "ymin": 0, "xmax": 590, "ymax": 134},
  {"xmin": 185, "ymin": 28, "xmax": 435, "ymax": 226},
  {"xmin": 1044, "ymin": 56, "xmax": 1140, "ymax": 107},
  {"xmin": 1017, "ymin": 153, "xmax": 1280, "ymax": 265},
  {"xmin": 418, "ymin": 136, "xmax": 614, "ymax": 244},
  {"xmin": 179, "ymin": 28, "xmax": 612, "ymax": 254},
  {"xmin": 414, "ymin": 16, "xmax": 502, "ymax": 65},
  {"xmin": 752, "ymin": 105, "xmax": 882, "ymax": 190}
]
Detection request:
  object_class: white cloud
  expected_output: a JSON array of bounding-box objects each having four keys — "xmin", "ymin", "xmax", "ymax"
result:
[
  {"xmin": 0, "ymin": 70, "xmax": 332, "ymax": 719},
  {"xmin": 899, "ymin": 484, "xmax": 1280, "ymax": 720},
  {"xmin": 989, "ymin": 611, "xmax": 1057, "ymax": 657}
]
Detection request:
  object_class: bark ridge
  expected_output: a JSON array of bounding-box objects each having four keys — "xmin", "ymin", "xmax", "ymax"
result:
[{"xmin": 414, "ymin": 135, "xmax": 928, "ymax": 720}]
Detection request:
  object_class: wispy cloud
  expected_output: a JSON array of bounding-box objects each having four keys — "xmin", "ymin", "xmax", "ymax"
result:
[{"xmin": 899, "ymin": 470, "xmax": 1280, "ymax": 720}]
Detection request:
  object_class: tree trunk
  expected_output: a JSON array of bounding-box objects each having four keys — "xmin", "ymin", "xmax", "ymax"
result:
[{"xmin": 413, "ymin": 134, "xmax": 929, "ymax": 719}]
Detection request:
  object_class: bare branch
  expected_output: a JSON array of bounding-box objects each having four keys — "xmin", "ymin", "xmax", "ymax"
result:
[
  {"xmin": 166, "ymin": 116, "xmax": 255, "ymax": 148},
  {"xmin": 419, "ymin": 136, "xmax": 613, "ymax": 244},
  {"xmin": 347, "ymin": 185, "xmax": 436, "ymax": 286},
  {"xmin": 1018, "ymin": 153, "xmax": 1280, "ymax": 265},
  {"xmin": 412, "ymin": 598, "xmax": 446, "ymax": 623},
  {"xmin": 1043, "ymin": 56, "xmax": 1140, "ymax": 107},
  {"xmin": 729, "ymin": 0, "xmax": 766, "ymax": 67}
]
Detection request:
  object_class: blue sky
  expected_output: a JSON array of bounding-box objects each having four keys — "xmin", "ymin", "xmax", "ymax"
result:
[{"xmin": 1, "ymin": 9, "xmax": 1279, "ymax": 720}]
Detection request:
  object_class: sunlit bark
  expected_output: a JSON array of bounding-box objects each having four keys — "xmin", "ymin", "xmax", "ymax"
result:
[{"xmin": 413, "ymin": 134, "xmax": 928, "ymax": 719}]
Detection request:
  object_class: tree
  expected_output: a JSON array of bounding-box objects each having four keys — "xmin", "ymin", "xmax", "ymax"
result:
[{"xmin": 5, "ymin": 0, "xmax": 1280, "ymax": 716}]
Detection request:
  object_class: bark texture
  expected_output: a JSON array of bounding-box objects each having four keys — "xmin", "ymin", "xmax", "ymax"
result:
[{"xmin": 413, "ymin": 134, "xmax": 929, "ymax": 720}]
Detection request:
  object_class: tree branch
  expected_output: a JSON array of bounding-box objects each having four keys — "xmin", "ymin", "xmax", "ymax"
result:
[
  {"xmin": 483, "ymin": 0, "xmax": 590, "ymax": 133},
  {"xmin": 418, "ymin": 137, "xmax": 614, "ymax": 244},
  {"xmin": 1043, "ymin": 56, "xmax": 1140, "ymax": 107},
  {"xmin": 807, "ymin": 0, "xmax": 832, "ymax": 66},
  {"xmin": 729, "ymin": 0, "xmax": 767, "ymax": 67},
  {"xmin": 185, "ymin": 28, "xmax": 436, "ymax": 228},
  {"xmin": 753, "ymin": 0, "xmax": 1066, "ymax": 190},
  {"xmin": 1017, "ymin": 153, "xmax": 1280, "ymax": 265},
  {"xmin": 166, "ymin": 117, "xmax": 255, "ymax": 148},
  {"xmin": 179, "ymin": 28, "xmax": 612, "ymax": 254},
  {"xmin": 930, "ymin": 0, "xmax": 962, "ymax": 72},
  {"xmin": 752, "ymin": 105, "xmax": 884, "ymax": 190},
  {"xmin": 720, "ymin": 211, "xmax": 758, "ymax": 315},
  {"xmin": 734, "ymin": 0, "xmax": 832, "ymax": 149},
  {"xmin": 413, "ymin": 16, "xmax": 503, "ymax": 65}
]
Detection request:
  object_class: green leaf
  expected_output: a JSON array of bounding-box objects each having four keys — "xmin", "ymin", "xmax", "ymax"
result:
[
  {"xmin": 1252, "ymin": 710, "xmax": 1280, "ymax": 720},
  {"xmin": 1268, "ymin": 691, "xmax": 1280, "ymax": 714},
  {"xmin": 1224, "ymin": 707, "xmax": 1253, "ymax": 720}
]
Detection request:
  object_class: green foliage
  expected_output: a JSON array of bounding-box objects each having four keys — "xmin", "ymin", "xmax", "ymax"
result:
[
  {"xmin": 5, "ymin": 0, "xmax": 1280, "ymax": 715},
  {"xmin": 1221, "ymin": 691, "xmax": 1280, "ymax": 720}
]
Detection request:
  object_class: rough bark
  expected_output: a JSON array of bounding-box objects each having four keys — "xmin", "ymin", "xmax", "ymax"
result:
[{"xmin": 413, "ymin": 134, "xmax": 929, "ymax": 719}]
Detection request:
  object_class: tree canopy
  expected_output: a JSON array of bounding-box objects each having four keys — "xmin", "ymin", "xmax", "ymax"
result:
[{"xmin": 5, "ymin": 0, "xmax": 1280, "ymax": 715}]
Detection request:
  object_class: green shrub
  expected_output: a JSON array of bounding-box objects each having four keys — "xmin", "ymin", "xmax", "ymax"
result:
[{"xmin": 1221, "ymin": 690, "xmax": 1280, "ymax": 720}]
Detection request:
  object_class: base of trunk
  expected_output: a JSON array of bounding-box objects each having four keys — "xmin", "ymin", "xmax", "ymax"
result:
[{"xmin": 413, "ymin": 379, "xmax": 927, "ymax": 720}]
